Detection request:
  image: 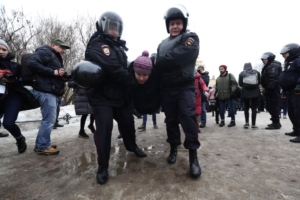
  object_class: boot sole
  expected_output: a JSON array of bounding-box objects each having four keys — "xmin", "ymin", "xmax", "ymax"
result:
[
  {"xmin": 37, "ymin": 151, "xmax": 60, "ymax": 155},
  {"xmin": 78, "ymin": 135, "xmax": 89, "ymax": 139},
  {"xmin": 290, "ymin": 140, "xmax": 300, "ymax": 143}
]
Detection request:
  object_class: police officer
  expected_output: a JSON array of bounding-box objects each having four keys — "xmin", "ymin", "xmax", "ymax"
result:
[
  {"xmin": 84, "ymin": 11, "xmax": 147, "ymax": 184},
  {"xmin": 155, "ymin": 5, "xmax": 201, "ymax": 178},
  {"xmin": 279, "ymin": 43, "xmax": 300, "ymax": 143},
  {"xmin": 260, "ymin": 52, "xmax": 282, "ymax": 129}
]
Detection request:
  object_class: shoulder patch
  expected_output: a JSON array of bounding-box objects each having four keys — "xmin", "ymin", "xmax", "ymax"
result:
[
  {"xmin": 101, "ymin": 45, "xmax": 110, "ymax": 56},
  {"xmin": 185, "ymin": 37, "xmax": 194, "ymax": 47}
]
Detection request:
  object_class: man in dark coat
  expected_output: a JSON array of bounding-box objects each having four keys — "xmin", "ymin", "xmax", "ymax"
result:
[
  {"xmin": 197, "ymin": 65, "xmax": 209, "ymax": 128},
  {"xmin": 27, "ymin": 38, "xmax": 70, "ymax": 155},
  {"xmin": 155, "ymin": 5, "xmax": 201, "ymax": 178},
  {"xmin": 260, "ymin": 52, "xmax": 282, "ymax": 129},
  {"xmin": 238, "ymin": 63, "xmax": 260, "ymax": 129},
  {"xmin": 279, "ymin": 43, "xmax": 300, "ymax": 143},
  {"xmin": 84, "ymin": 11, "xmax": 147, "ymax": 184}
]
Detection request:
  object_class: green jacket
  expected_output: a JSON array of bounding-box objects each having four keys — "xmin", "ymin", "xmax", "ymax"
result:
[{"xmin": 215, "ymin": 72, "xmax": 238, "ymax": 100}]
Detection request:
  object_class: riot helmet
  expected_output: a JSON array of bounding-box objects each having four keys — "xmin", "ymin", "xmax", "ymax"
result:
[
  {"xmin": 164, "ymin": 4, "xmax": 189, "ymax": 33},
  {"xmin": 261, "ymin": 52, "xmax": 275, "ymax": 63},
  {"xmin": 280, "ymin": 43, "xmax": 300, "ymax": 58},
  {"xmin": 96, "ymin": 11, "xmax": 123, "ymax": 39}
]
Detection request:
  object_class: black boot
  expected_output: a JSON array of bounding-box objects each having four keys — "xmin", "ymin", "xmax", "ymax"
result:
[
  {"xmin": 219, "ymin": 121, "xmax": 225, "ymax": 127},
  {"xmin": 96, "ymin": 169, "xmax": 108, "ymax": 184},
  {"xmin": 133, "ymin": 147, "xmax": 147, "ymax": 157},
  {"xmin": 167, "ymin": 144, "xmax": 177, "ymax": 164},
  {"xmin": 285, "ymin": 131, "xmax": 298, "ymax": 137},
  {"xmin": 0, "ymin": 132, "xmax": 9, "ymax": 137},
  {"xmin": 16, "ymin": 136, "xmax": 27, "ymax": 153},
  {"xmin": 228, "ymin": 121, "xmax": 236, "ymax": 127},
  {"xmin": 268, "ymin": 122, "xmax": 282, "ymax": 127},
  {"xmin": 189, "ymin": 149, "xmax": 201, "ymax": 178},
  {"xmin": 88, "ymin": 124, "xmax": 95, "ymax": 134},
  {"xmin": 290, "ymin": 137, "xmax": 300, "ymax": 143},
  {"xmin": 265, "ymin": 123, "xmax": 281, "ymax": 130},
  {"xmin": 78, "ymin": 129, "xmax": 89, "ymax": 139},
  {"xmin": 117, "ymin": 134, "xmax": 123, "ymax": 139}
]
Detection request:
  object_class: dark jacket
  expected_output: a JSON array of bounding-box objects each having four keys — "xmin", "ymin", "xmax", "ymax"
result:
[
  {"xmin": 0, "ymin": 53, "xmax": 39, "ymax": 113},
  {"xmin": 27, "ymin": 45, "xmax": 66, "ymax": 96},
  {"xmin": 279, "ymin": 53, "xmax": 300, "ymax": 91},
  {"xmin": 261, "ymin": 60, "xmax": 282, "ymax": 93},
  {"xmin": 215, "ymin": 72, "xmax": 238, "ymax": 100},
  {"xmin": 85, "ymin": 34, "xmax": 135, "ymax": 107},
  {"xmin": 156, "ymin": 32, "xmax": 200, "ymax": 90},
  {"xmin": 68, "ymin": 79, "xmax": 92, "ymax": 115},
  {"xmin": 238, "ymin": 63, "xmax": 261, "ymax": 99},
  {"xmin": 199, "ymin": 71, "xmax": 209, "ymax": 102},
  {"xmin": 128, "ymin": 62, "xmax": 161, "ymax": 115}
]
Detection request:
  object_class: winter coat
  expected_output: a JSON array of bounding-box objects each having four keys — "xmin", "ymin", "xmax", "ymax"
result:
[
  {"xmin": 261, "ymin": 60, "xmax": 282, "ymax": 93},
  {"xmin": 85, "ymin": 34, "xmax": 135, "ymax": 107},
  {"xmin": 128, "ymin": 62, "xmax": 161, "ymax": 115},
  {"xmin": 68, "ymin": 79, "xmax": 92, "ymax": 115},
  {"xmin": 215, "ymin": 72, "xmax": 238, "ymax": 100},
  {"xmin": 195, "ymin": 73, "xmax": 208, "ymax": 115},
  {"xmin": 208, "ymin": 87, "xmax": 215, "ymax": 100},
  {"xmin": 279, "ymin": 53, "xmax": 300, "ymax": 92},
  {"xmin": 0, "ymin": 53, "xmax": 40, "ymax": 114},
  {"xmin": 156, "ymin": 32, "xmax": 199, "ymax": 90},
  {"xmin": 27, "ymin": 45, "xmax": 67, "ymax": 96},
  {"xmin": 238, "ymin": 63, "xmax": 261, "ymax": 99},
  {"xmin": 278, "ymin": 95, "xmax": 288, "ymax": 108},
  {"xmin": 199, "ymin": 71, "xmax": 210, "ymax": 102}
]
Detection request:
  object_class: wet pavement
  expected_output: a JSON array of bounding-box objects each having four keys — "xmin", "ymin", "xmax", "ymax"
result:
[{"xmin": 1, "ymin": 111, "xmax": 300, "ymax": 199}]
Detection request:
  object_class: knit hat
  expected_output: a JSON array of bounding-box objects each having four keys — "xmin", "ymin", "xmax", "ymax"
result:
[
  {"xmin": 198, "ymin": 65, "xmax": 204, "ymax": 71},
  {"xmin": 219, "ymin": 65, "xmax": 227, "ymax": 71},
  {"xmin": 133, "ymin": 50, "xmax": 152, "ymax": 75},
  {"xmin": 0, "ymin": 39, "xmax": 9, "ymax": 51}
]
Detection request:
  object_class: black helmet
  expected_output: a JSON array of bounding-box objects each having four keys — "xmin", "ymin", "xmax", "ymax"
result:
[
  {"xmin": 280, "ymin": 43, "xmax": 300, "ymax": 57},
  {"xmin": 96, "ymin": 11, "xmax": 123, "ymax": 38},
  {"xmin": 261, "ymin": 52, "xmax": 275, "ymax": 62},
  {"xmin": 164, "ymin": 4, "xmax": 189, "ymax": 33}
]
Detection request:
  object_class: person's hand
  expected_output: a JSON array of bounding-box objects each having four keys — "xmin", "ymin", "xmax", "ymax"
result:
[
  {"xmin": 59, "ymin": 68, "xmax": 65, "ymax": 76},
  {"xmin": 204, "ymin": 91, "xmax": 209, "ymax": 97},
  {"xmin": 294, "ymin": 84, "xmax": 300, "ymax": 95},
  {"xmin": 54, "ymin": 69, "xmax": 59, "ymax": 76},
  {"xmin": 0, "ymin": 72, "xmax": 3, "ymax": 79}
]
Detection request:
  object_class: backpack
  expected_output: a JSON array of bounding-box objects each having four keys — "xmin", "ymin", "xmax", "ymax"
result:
[
  {"xmin": 243, "ymin": 69, "xmax": 258, "ymax": 89},
  {"xmin": 21, "ymin": 53, "xmax": 55, "ymax": 86}
]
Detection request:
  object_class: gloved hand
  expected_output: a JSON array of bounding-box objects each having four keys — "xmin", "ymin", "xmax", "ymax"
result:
[
  {"xmin": 204, "ymin": 91, "xmax": 209, "ymax": 97},
  {"xmin": 294, "ymin": 84, "xmax": 300, "ymax": 94}
]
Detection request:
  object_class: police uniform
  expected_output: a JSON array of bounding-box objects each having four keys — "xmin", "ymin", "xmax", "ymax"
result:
[{"xmin": 156, "ymin": 32, "xmax": 200, "ymax": 149}]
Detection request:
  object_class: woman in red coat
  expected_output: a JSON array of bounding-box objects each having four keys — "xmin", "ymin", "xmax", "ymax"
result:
[{"xmin": 194, "ymin": 72, "xmax": 208, "ymax": 132}]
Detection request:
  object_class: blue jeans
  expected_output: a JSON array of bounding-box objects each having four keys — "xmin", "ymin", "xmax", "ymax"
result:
[
  {"xmin": 200, "ymin": 101, "xmax": 207, "ymax": 124},
  {"xmin": 220, "ymin": 99, "xmax": 235, "ymax": 121},
  {"xmin": 33, "ymin": 90, "xmax": 59, "ymax": 151},
  {"xmin": 143, "ymin": 114, "xmax": 157, "ymax": 125},
  {"xmin": 0, "ymin": 93, "xmax": 23, "ymax": 139},
  {"xmin": 278, "ymin": 107, "xmax": 288, "ymax": 116}
]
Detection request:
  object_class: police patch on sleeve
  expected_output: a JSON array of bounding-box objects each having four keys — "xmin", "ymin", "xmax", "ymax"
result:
[
  {"xmin": 185, "ymin": 37, "xmax": 195, "ymax": 46},
  {"xmin": 101, "ymin": 45, "xmax": 110, "ymax": 56}
]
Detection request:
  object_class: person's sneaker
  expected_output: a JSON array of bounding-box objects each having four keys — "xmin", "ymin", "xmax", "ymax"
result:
[
  {"xmin": 138, "ymin": 124, "xmax": 146, "ymax": 130},
  {"xmin": 34, "ymin": 144, "xmax": 57, "ymax": 152},
  {"xmin": 153, "ymin": 123, "xmax": 158, "ymax": 129},
  {"xmin": 219, "ymin": 121, "xmax": 225, "ymax": 127},
  {"xmin": 265, "ymin": 123, "xmax": 281, "ymax": 130},
  {"xmin": 228, "ymin": 121, "xmax": 236, "ymax": 127},
  {"xmin": 78, "ymin": 129, "xmax": 89, "ymax": 139},
  {"xmin": 285, "ymin": 131, "xmax": 298, "ymax": 137},
  {"xmin": 243, "ymin": 123, "xmax": 249, "ymax": 129},
  {"xmin": 37, "ymin": 147, "xmax": 60, "ymax": 155},
  {"xmin": 88, "ymin": 124, "xmax": 95, "ymax": 134},
  {"xmin": 290, "ymin": 137, "xmax": 300, "ymax": 143},
  {"xmin": 199, "ymin": 123, "xmax": 206, "ymax": 128},
  {"xmin": 283, "ymin": 115, "xmax": 287, "ymax": 119},
  {"xmin": 252, "ymin": 125, "xmax": 258, "ymax": 130},
  {"xmin": 0, "ymin": 132, "xmax": 9, "ymax": 137},
  {"xmin": 16, "ymin": 136, "xmax": 27, "ymax": 153},
  {"xmin": 117, "ymin": 134, "xmax": 122, "ymax": 139}
]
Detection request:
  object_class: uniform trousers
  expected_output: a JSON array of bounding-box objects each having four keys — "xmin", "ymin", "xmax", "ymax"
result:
[
  {"xmin": 265, "ymin": 88, "xmax": 280, "ymax": 123},
  {"xmin": 288, "ymin": 92, "xmax": 300, "ymax": 136}
]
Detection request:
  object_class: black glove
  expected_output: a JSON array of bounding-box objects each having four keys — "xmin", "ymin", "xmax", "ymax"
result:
[{"xmin": 294, "ymin": 84, "xmax": 300, "ymax": 94}]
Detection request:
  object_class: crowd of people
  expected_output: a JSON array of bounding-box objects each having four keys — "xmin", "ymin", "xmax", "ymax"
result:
[{"xmin": 1, "ymin": 4, "xmax": 300, "ymax": 185}]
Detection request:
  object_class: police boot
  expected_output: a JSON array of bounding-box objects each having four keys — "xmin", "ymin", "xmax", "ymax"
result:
[
  {"xmin": 189, "ymin": 149, "xmax": 201, "ymax": 178},
  {"xmin": 96, "ymin": 169, "xmax": 108, "ymax": 184},
  {"xmin": 16, "ymin": 136, "xmax": 27, "ymax": 154},
  {"xmin": 167, "ymin": 144, "xmax": 177, "ymax": 164},
  {"xmin": 265, "ymin": 123, "xmax": 281, "ymax": 130},
  {"xmin": 285, "ymin": 131, "xmax": 298, "ymax": 137},
  {"xmin": 290, "ymin": 137, "xmax": 300, "ymax": 143},
  {"xmin": 267, "ymin": 122, "xmax": 282, "ymax": 127},
  {"xmin": 133, "ymin": 147, "xmax": 147, "ymax": 157}
]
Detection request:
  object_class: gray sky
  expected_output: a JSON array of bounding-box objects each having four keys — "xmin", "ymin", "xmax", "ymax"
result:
[{"xmin": 2, "ymin": 0, "xmax": 299, "ymax": 78}]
